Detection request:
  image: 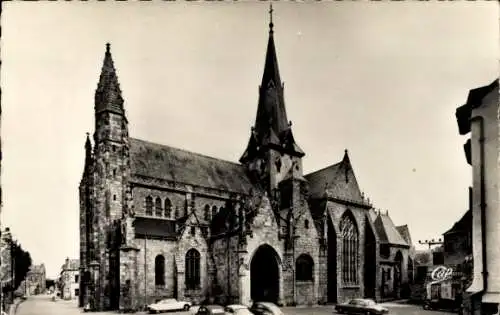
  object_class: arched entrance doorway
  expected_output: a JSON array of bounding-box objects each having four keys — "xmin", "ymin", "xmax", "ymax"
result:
[
  {"xmin": 364, "ymin": 221, "xmax": 376, "ymax": 299},
  {"xmin": 394, "ymin": 251, "xmax": 403, "ymax": 298},
  {"xmin": 250, "ymin": 245, "xmax": 280, "ymax": 303}
]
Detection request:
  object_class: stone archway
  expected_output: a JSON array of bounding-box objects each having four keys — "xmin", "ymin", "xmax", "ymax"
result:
[
  {"xmin": 250, "ymin": 244, "xmax": 280, "ymax": 303},
  {"xmin": 364, "ymin": 221, "xmax": 376, "ymax": 299},
  {"xmin": 394, "ymin": 251, "xmax": 403, "ymax": 298}
]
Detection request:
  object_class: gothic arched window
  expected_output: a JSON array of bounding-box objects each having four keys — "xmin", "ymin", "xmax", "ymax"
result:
[
  {"xmin": 145, "ymin": 196, "xmax": 153, "ymax": 216},
  {"xmin": 155, "ymin": 197, "xmax": 163, "ymax": 216},
  {"xmin": 212, "ymin": 206, "xmax": 218, "ymax": 218},
  {"xmin": 164, "ymin": 198, "xmax": 172, "ymax": 218},
  {"xmin": 204, "ymin": 204, "xmax": 211, "ymax": 221},
  {"xmin": 185, "ymin": 249, "xmax": 201, "ymax": 290},
  {"xmin": 155, "ymin": 255, "xmax": 165, "ymax": 286},
  {"xmin": 340, "ymin": 211, "xmax": 359, "ymax": 285},
  {"xmin": 296, "ymin": 254, "xmax": 314, "ymax": 281}
]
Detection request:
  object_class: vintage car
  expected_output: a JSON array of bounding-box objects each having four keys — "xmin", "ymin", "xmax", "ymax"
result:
[
  {"xmin": 196, "ymin": 304, "xmax": 226, "ymax": 315},
  {"xmin": 224, "ymin": 304, "xmax": 254, "ymax": 315},
  {"xmin": 147, "ymin": 298, "xmax": 192, "ymax": 313},
  {"xmin": 250, "ymin": 302, "xmax": 284, "ymax": 315},
  {"xmin": 335, "ymin": 298, "xmax": 389, "ymax": 315}
]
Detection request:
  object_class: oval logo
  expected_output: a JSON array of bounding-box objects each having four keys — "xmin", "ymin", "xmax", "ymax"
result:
[{"xmin": 431, "ymin": 266, "xmax": 453, "ymax": 281}]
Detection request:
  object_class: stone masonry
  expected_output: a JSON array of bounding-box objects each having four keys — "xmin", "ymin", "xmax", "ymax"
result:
[{"xmin": 79, "ymin": 7, "xmax": 414, "ymax": 312}]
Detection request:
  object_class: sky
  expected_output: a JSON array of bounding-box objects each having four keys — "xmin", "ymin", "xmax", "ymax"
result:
[{"xmin": 2, "ymin": 1, "xmax": 498, "ymax": 279}]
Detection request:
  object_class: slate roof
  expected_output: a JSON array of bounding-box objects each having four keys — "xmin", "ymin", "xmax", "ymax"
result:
[
  {"xmin": 129, "ymin": 138, "xmax": 254, "ymax": 194},
  {"xmin": 444, "ymin": 209, "xmax": 471, "ymax": 235},
  {"xmin": 373, "ymin": 213, "xmax": 408, "ymax": 246},
  {"xmin": 396, "ymin": 225, "xmax": 412, "ymax": 245},
  {"xmin": 305, "ymin": 151, "xmax": 363, "ymax": 203},
  {"xmin": 133, "ymin": 216, "xmax": 177, "ymax": 240}
]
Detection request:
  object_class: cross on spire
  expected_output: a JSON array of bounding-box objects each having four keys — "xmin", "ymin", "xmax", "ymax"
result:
[{"xmin": 269, "ymin": 2, "xmax": 274, "ymax": 33}]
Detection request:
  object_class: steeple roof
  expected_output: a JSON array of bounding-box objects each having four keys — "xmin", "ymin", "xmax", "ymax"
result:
[
  {"xmin": 95, "ymin": 43, "xmax": 124, "ymax": 115},
  {"xmin": 240, "ymin": 5, "xmax": 304, "ymax": 163}
]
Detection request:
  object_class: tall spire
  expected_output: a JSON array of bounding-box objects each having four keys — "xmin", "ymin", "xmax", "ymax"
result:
[
  {"xmin": 254, "ymin": 3, "xmax": 287, "ymax": 140},
  {"xmin": 240, "ymin": 5, "xmax": 304, "ymax": 164},
  {"xmin": 95, "ymin": 43, "xmax": 124, "ymax": 115}
]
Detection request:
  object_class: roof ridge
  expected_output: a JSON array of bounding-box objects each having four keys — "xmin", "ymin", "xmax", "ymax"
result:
[
  {"xmin": 130, "ymin": 137, "xmax": 243, "ymax": 167},
  {"xmin": 305, "ymin": 160, "xmax": 343, "ymax": 178}
]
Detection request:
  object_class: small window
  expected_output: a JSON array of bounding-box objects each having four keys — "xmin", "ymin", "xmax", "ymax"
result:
[
  {"xmin": 204, "ymin": 204, "xmax": 211, "ymax": 221},
  {"xmin": 155, "ymin": 197, "xmax": 163, "ymax": 216},
  {"xmin": 295, "ymin": 254, "xmax": 314, "ymax": 281},
  {"xmin": 112, "ymin": 169, "xmax": 116, "ymax": 177},
  {"xmin": 75, "ymin": 275, "xmax": 79, "ymax": 283},
  {"xmin": 145, "ymin": 196, "xmax": 153, "ymax": 216},
  {"xmin": 74, "ymin": 288, "xmax": 79, "ymax": 296},
  {"xmin": 112, "ymin": 145, "xmax": 116, "ymax": 152},
  {"xmin": 113, "ymin": 194, "xmax": 116, "ymax": 201},
  {"xmin": 164, "ymin": 198, "xmax": 172, "ymax": 218},
  {"xmin": 190, "ymin": 226, "xmax": 196, "ymax": 236},
  {"xmin": 304, "ymin": 219, "xmax": 309, "ymax": 229}
]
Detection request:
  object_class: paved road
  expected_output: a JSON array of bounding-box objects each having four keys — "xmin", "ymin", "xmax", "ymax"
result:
[{"xmin": 16, "ymin": 295, "xmax": 454, "ymax": 315}]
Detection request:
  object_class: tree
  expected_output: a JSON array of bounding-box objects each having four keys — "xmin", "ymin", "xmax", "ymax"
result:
[{"xmin": 8, "ymin": 240, "xmax": 32, "ymax": 292}]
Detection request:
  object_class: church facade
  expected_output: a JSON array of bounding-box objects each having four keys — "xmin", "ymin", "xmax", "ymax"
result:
[{"xmin": 79, "ymin": 10, "xmax": 413, "ymax": 312}]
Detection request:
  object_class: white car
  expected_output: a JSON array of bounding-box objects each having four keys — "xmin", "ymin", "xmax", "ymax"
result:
[
  {"xmin": 147, "ymin": 298, "xmax": 192, "ymax": 313},
  {"xmin": 224, "ymin": 304, "xmax": 254, "ymax": 315}
]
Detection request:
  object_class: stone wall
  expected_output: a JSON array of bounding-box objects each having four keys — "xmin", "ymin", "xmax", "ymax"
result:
[
  {"xmin": 134, "ymin": 238, "xmax": 177, "ymax": 306},
  {"xmin": 211, "ymin": 235, "xmax": 241, "ymax": 303},
  {"xmin": 292, "ymin": 193, "xmax": 320, "ymax": 305},
  {"xmin": 176, "ymin": 221, "xmax": 210, "ymax": 305}
]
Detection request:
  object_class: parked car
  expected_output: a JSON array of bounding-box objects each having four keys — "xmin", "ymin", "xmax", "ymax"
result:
[
  {"xmin": 224, "ymin": 304, "xmax": 254, "ymax": 315},
  {"xmin": 196, "ymin": 304, "xmax": 226, "ymax": 315},
  {"xmin": 335, "ymin": 298, "xmax": 389, "ymax": 315},
  {"xmin": 147, "ymin": 298, "xmax": 192, "ymax": 313},
  {"xmin": 250, "ymin": 302, "xmax": 284, "ymax": 315}
]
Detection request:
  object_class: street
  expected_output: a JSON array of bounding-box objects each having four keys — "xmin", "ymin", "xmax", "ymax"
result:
[{"xmin": 16, "ymin": 295, "xmax": 455, "ymax": 315}]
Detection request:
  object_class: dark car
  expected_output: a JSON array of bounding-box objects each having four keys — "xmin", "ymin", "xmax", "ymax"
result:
[
  {"xmin": 196, "ymin": 305, "xmax": 226, "ymax": 315},
  {"xmin": 250, "ymin": 302, "xmax": 284, "ymax": 315},
  {"xmin": 335, "ymin": 298, "xmax": 389, "ymax": 315}
]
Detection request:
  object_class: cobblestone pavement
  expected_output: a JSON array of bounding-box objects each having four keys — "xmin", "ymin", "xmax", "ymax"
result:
[{"xmin": 17, "ymin": 295, "xmax": 454, "ymax": 315}]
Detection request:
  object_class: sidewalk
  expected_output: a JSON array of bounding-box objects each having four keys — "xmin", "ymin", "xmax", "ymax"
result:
[{"xmin": 8, "ymin": 298, "xmax": 25, "ymax": 315}]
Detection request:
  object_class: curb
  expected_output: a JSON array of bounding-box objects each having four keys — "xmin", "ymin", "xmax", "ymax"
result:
[{"xmin": 8, "ymin": 298, "xmax": 25, "ymax": 315}]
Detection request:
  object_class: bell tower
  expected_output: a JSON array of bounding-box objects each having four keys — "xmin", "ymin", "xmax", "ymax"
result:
[
  {"xmin": 240, "ymin": 4, "xmax": 305, "ymax": 198},
  {"xmin": 93, "ymin": 43, "xmax": 130, "ymax": 221}
]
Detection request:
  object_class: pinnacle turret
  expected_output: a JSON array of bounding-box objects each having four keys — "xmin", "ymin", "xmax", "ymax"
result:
[{"xmin": 95, "ymin": 43, "xmax": 124, "ymax": 115}]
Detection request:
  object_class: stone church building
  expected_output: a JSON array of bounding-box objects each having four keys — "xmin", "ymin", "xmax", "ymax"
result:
[{"xmin": 79, "ymin": 8, "xmax": 414, "ymax": 312}]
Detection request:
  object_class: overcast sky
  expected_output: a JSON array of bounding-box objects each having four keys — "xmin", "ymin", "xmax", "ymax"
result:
[{"xmin": 2, "ymin": 2, "xmax": 498, "ymax": 279}]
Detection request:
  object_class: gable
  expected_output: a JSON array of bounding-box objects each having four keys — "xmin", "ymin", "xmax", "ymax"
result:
[
  {"xmin": 374, "ymin": 214, "xmax": 408, "ymax": 246},
  {"xmin": 129, "ymin": 138, "xmax": 254, "ymax": 194},
  {"xmin": 305, "ymin": 157, "xmax": 363, "ymax": 202},
  {"xmin": 396, "ymin": 225, "xmax": 412, "ymax": 245}
]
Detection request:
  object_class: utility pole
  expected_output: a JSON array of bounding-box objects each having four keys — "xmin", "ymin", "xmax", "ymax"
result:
[{"xmin": 418, "ymin": 239, "xmax": 443, "ymax": 250}]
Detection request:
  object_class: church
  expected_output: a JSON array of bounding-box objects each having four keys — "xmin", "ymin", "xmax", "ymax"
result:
[{"xmin": 79, "ymin": 7, "xmax": 414, "ymax": 312}]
